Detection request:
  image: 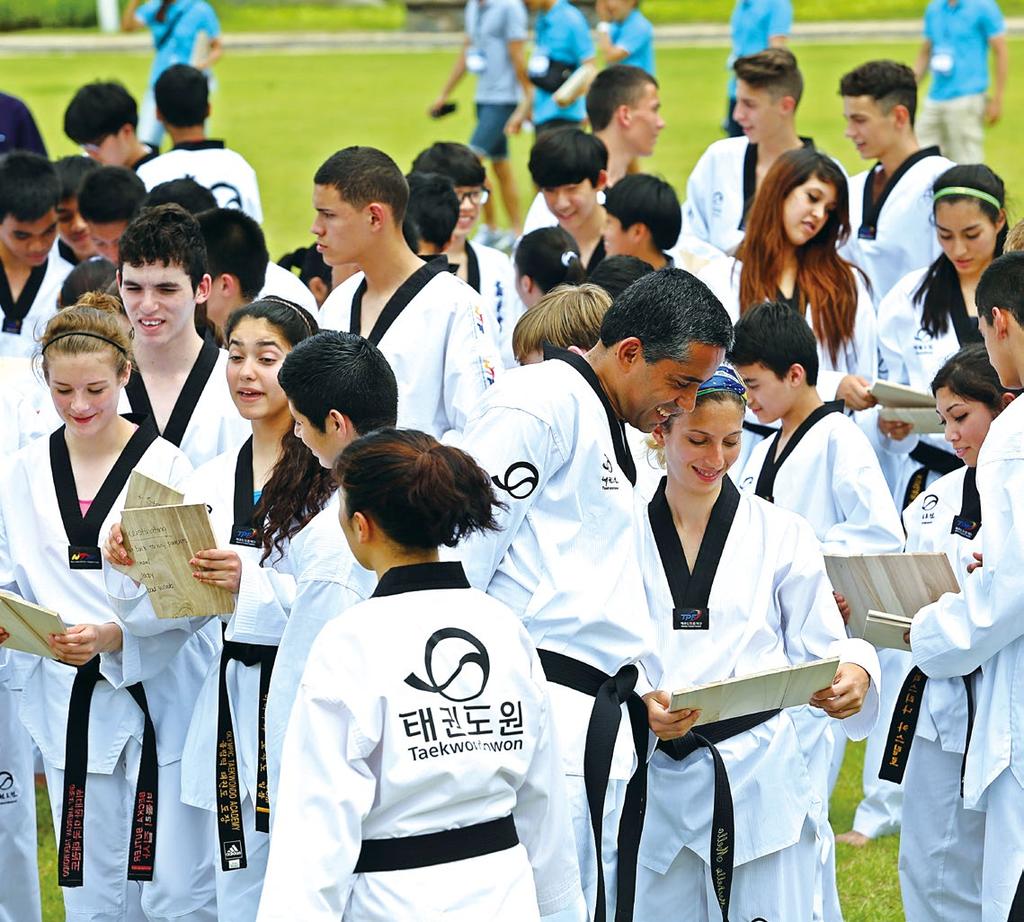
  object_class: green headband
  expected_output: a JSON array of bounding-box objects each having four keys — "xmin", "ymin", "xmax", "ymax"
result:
[{"xmin": 934, "ymin": 186, "xmax": 1003, "ymax": 211}]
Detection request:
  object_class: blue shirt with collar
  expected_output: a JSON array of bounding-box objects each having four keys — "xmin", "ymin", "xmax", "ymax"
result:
[
  {"xmin": 728, "ymin": 0, "xmax": 792, "ymax": 96},
  {"xmin": 532, "ymin": 0, "xmax": 595, "ymax": 125},
  {"xmin": 610, "ymin": 8, "xmax": 655, "ymax": 75},
  {"xmin": 924, "ymin": 0, "xmax": 1005, "ymax": 101}
]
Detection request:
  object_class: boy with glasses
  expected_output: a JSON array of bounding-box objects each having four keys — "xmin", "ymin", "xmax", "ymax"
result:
[{"xmin": 63, "ymin": 81, "xmax": 159, "ymax": 171}]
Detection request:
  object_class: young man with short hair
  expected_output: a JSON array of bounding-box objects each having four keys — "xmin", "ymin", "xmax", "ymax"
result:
[
  {"xmin": 63, "ymin": 81, "xmax": 159, "ymax": 170},
  {"xmin": 528, "ymin": 128, "xmax": 609, "ymax": 272},
  {"xmin": 731, "ymin": 300, "xmax": 903, "ymax": 912},
  {"xmin": 912, "ymin": 252, "xmax": 1024, "ymax": 919},
  {"xmin": 117, "ymin": 204, "xmax": 247, "ymax": 466},
  {"xmin": 603, "ymin": 173, "xmax": 679, "ymax": 270},
  {"xmin": 412, "ymin": 142, "xmax": 517, "ymax": 364},
  {"xmin": 78, "ymin": 165, "xmax": 147, "ymax": 264},
  {"xmin": 914, "ymin": 0, "xmax": 1008, "ymax": 164},
  {"xmin": 523, "ymin": 64, "xmax": 663, "ymax": 233},
  {"xmin": 404, "ymin": 171, "xmax": 460, "ymax": 255},
  {"xmin": 679, "ymin": 47, "xmax": 810, "ymax": 260},
  {"xmin": 596, "ymin": 0, "xmax": 654, "ymax": 75},
  {"xmin": 0, "ymin": 152, "xmax": 71, "ymax": 357},
  {"xmin": 839, "ymin": 60, "xmax": 954, "ymax": 310},
  {"xmin": 137, "ymin": 64, "xmax": 263, "ymax": 222},
  {"xmin": 315, "ymin": 146, "xmax": 500, "ymax": 442},
  {"xmin": 458, "ymin": 269, "xmax": 733, "ymax": 922},
  {"xmin": 52, "ymin": 155, "xmax": 99, "ymax": 266},
  {"xmin": 197, "ymin": 208, "xmax": 317, "ymax": 335},
  {"xmin": 265, "ymin": 330, "xmax": 399, "ymax": 800},
  {"xmin": 429, "ymin": 0, "xmax": 530, "ymax": 238},
  {"xmin": 725, "ymin": 0, "xmax": 792, "ymax": 135}
]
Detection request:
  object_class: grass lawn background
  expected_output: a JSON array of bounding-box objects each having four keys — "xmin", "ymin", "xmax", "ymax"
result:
[
  {"xmin": 3, "ymin": 40, "xmax": 1021, "ymax": 259},
  {"xmin": 8, "ymin": 37, "xmax": 1015, "ymax": 920}
]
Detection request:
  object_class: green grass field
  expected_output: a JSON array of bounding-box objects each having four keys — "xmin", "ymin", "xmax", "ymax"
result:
[
  {"xmin": 3, "ymin": 39, "xmax": 1021, "ymax": 259},
  {"xmin": 7, "ymin": 37, "xmax": 1015, "ymax": 919},
  {"xmin": 33, "ymin": 741, "xmax": 899, "ymax": 921}
]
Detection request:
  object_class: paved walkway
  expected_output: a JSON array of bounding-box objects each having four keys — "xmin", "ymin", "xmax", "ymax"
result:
[{"xmin": 2, "ymin": 17, "xmax": 1024, "ymax": 55}]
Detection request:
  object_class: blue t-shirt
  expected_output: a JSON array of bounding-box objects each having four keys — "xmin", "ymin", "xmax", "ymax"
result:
[
  {"xmin": 532, "ymin": 0, "xmax": 594, "ymax": 125},
  {"xmin": 610, "ymin": 9, "xmax": 655, "ymax": 76},
  {"xmin": 466, "ymin": 0, "xmax": 529, "ymax": 104},
  {"xmin": 924, "ymin": 0, "xmax": 1004, "ymax": 101},
  {"xmin": 137, "ymin": 0, "xmax": 222, "ymax": 88},
  {"xmin": 728, "ymin": 0, "xmax": 792, "ymax": 95}
]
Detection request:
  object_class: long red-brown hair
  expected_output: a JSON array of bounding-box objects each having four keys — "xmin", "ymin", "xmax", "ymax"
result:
[{"xmin": 736, "ymin": 148, "xmax": 859, "ymax": 364}]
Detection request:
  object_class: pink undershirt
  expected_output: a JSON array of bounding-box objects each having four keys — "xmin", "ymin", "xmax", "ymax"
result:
[{"xmin": 76, "ymin": 424, "xmax": 138, "ymax": 515}]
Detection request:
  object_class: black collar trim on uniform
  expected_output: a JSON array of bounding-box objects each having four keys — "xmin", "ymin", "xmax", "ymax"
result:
[
  {"xmin": 586, "ymin": 237, "xmax": 606, "ymax": 274},
  {"xmin": 57, "ymin": 239, "xmax": 80, "ymax": 267},
  {"xmin": 372, "ymin": 561, "xmax": 471, "ymax": 598},
  {"xmin": 131, "ymin": 147, "xmax": 160, "ymax": 171},
  {"xmin": 739, "ymin": 137, "xmax": 815, "ymax": 230},
  {"xmin": 465, "ymin": 241, "xmax": 482, "ymax": 293},
  {"xmin": 754, "ymin": 400, "xmax": 844, "ymax": 502},
  {"xmin": 173, "ymin": 139, "xmax": 226, "ymax": 151},
  {"xmin": 858, "ymin": 146, "xmax": 942, "ymax": 239},
  {"xmin": 544, "ymin": 343, "xmax": 637, "ymax": 486},
  {"xmin": 125, "ymin": 336, "xmax": 220, "ymax": 447},
  {"xmin": 350, "ymin": 256, "xmax": 452, "ymax": 346},
  {"xmin": 959, "ymin": 466, "xmax": 982, "ymax": 527},
  {"xmin": 0, "ymin": 259, "xmax": 47, "ymax": 321}
]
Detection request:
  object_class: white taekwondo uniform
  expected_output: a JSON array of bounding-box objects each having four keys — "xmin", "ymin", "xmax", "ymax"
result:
[
  {"xmin": 840, "ymin": 147, "xmax": 953, "ymax": 310},
  {"xmin": 119, "ymin": 338, "xmax": 249, "ymax": 468},
  {"xmin": 136, "ymin": 140, "xmax": 263, "ymax": 222},
  {"xmin": 458, "ymin": 348, "xmax": 658, "ymax": 922},
  {"xmin": 263, "ymin": 492, "xmax": 377, "ymax": 806},
  {"xmin": 319, "ymin": 258, "xmax": 500, "ymax": 442},
  {"xmin": 636, "ymin": 476, "xmax": 880, "ymax": 922},
  {"xmin": 0, "ymin": 253, "xmax": 71, "ymax": 358},
  {"xmin": 738, "ymin": 403, "xmax": 903, "ymax": 918},
  {"xmin": 0, "ymin": 424, "xmax": 217, "ymax": 922},
  {"xmin": 257, "ymin": 561, "xmax": 585, "ymax": 922},
  {"xmin": 676, "ymin": 136, "xmax": 826, "ymax": 262},
  {"xmin": 522, "ymin": 191, "xmax": 558, "ymax": 236},
  {"xmin": 893, "ymin": 466, "xmax": 984, "ymax": 921},
  {"xmin": 257, "ymin": 262, "xmax": 318, "ymax": 315},
  {"xmin": 104, "ymin": 436, "xmax": 294, "ymax": 921},
  {"xmin": 465, "ymin": 239, "xmax": 520, "ymax": 369},
  {"xmin": 861, "ymin": 265, "xmax": 972, "ymax": 507},
  {"xmin": 911, "ymin": 393, "xmax": 1024, "ymax": 921}
]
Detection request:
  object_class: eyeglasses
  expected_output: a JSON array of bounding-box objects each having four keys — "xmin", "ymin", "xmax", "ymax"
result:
[
  {"xmin": 457, "ymin": 188, "xmax": 489, "ymax": 206},
  {"xmin": 80, "ymin": 135, "xmax": 111, "ymax": 154}
]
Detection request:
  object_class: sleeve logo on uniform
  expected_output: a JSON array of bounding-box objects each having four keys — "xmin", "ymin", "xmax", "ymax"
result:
[
  {"xmin": 712, "ymin": 191, "xmax": 724, "ymax": 217},
  {"xmin": 405, "ymin": 627, "xmax": 491, "ymax": 701},
  {"xmin": 0, "ymin": 771, "xmax": 18, "ymax": 804},
  {"xmin": 491, "ymin": 461, "xmax": 539, "ymax": 499}
]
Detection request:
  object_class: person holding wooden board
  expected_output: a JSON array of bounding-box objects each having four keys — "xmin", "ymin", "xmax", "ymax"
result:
[
  {"xmin": 864, "ymin": 165, "xmax": 1008, "ymax": 509},
  {"xmin": 106, "ymin": 297, "xmax": 330, "ymax": 921},
  {"xmin": 891, "ymin": 344, "xmax": 1014, "ymax": 921},
  {"xmin": 911, "ymin": 253, "xmax": 1024, "ymax": 919},
  {"xmin": 0, "ymin": 295, "xmax": 217, "ymax": 921},
  {"xmin": 634, "ymin": 365, "xmax": 880, "ymax": 922}
]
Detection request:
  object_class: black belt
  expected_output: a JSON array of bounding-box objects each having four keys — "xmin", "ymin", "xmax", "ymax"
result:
[
  {"xmin": 58, "ymin": 656, "xmax": 159, "ymax": 887},
  {"xmin": 215, "ymin": 637, "xmax": 278, "ymax": 872},
  {"xmin": 354, "ymin": 814, "xmax": 518, "ymax": 873},
  {"xmin": 537, "ymin": 649, "xmax": 648, "ymax": 922},
  {"xmin": 656, "ymin": 709, "xmax": 780, "ymax": 922},
  {"xmin": 879, "ymin": 666, "xmax": 978, "ymax": 797}
]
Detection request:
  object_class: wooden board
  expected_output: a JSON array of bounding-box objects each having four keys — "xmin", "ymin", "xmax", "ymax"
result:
[
  {"xmin": 669, "ymin": 657, "xmax": 840, "ymax": 723},
  {"xmin": 870, "ymin": 380, "xmax": 935, "ymax": 408},
  {"xmin": 553, "ymin": 62, "xmax": 597, "ymax": 106},
  {"xmin": 125, "ymin": 472, "xmax": 185, "ymax": 510},
  {"xmin": 120, "ymin": 504, "xmax": 234, "ymax": 619},
  {"xmin": 0, "ymin": 590, "xmax": 66, "ymax": 659},
  {"xmin": 824, "ymin": 552, "xmax": 960, "ymax": 639},
  {"xmin": 863, "ymin": 610, "xmax": 913, "ymax": 651},
  {"xmin": 879, "ymin": 406, "xmax": 944, "ymax": 434}
]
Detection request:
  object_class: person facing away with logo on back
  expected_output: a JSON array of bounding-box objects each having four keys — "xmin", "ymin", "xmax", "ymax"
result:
[{"xmin": 258, "ymin": 427, "xmax": 586, "ymax": 922}]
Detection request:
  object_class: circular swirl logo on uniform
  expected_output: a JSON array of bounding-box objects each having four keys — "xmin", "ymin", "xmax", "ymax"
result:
[
  {"xmin": 922, "ymin": 494, "xmax": 939, "ymax": 511},
  {"xmin": 0, "ymin": 771, "xmax": 14, "ymax": 792},
  {"xmin": 404, "ymin": 628, "xmax": 491, "ymax": 702},
  {"xmin": 491, "ymin": 461, "xmax": 539, "ymax": 500}
]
